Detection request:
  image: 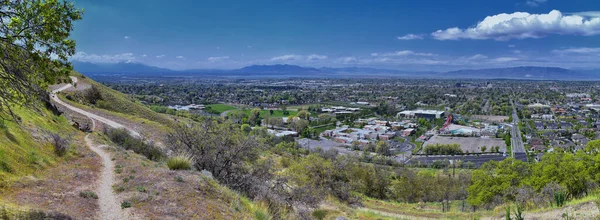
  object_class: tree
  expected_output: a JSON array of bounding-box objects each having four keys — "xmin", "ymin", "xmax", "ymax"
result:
[
  {"xmin": 291, "ymin": 119, "xmax": 309, "ymax": 133},
  {"xmin": 241, "ymin": 124, "xmax": 252, "ymax": 134},
  {"xmin": 376, "ymin": 141, "xmax": 391, "ymax": 156},
  {"xmin": 481, "ymin": 146, "xmax": 487, "ymax": 153},
  {"xmin": 297, "ymin": 110, "xmax": 310, "ymax": 121},
  {"xmin": 0, "ymin": 0, "xmax": 83, "ymax": 119},
  {"xmin": 249, "ymin": 108, "xmax": 261, "ymax": 125}
]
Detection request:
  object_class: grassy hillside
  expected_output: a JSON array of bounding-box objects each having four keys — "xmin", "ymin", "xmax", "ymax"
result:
[
  {"xmin": 66, "ymin": 72, "xmax": 172, "ymax": 126},
  {"xmin": 0, "ymin": 106, "xmax": 80, "ymax": 188}
]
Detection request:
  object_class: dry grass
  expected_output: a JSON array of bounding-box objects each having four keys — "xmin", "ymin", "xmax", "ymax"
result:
[
  {"xmin": 167, "ymin": 153, "xmax": 194, "ymax": 170},
  {"xmin": 93, "ymin": 134, "xmax": 264, "ymax": 219},
  {"xmin": 0, "ymin": 132, "xmax": 102, "ymax": 219}
]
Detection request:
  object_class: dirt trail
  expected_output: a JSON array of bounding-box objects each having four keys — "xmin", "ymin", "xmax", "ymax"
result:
[
  {"xmin": 52, "ymin": 77, "xmax": 134, "ymax": 219},
  {"xmin": 51, "ymin": 76, "xmax": 141, "ymax": 137},
  {"xmin": 85, "ymin": 133, "xmax": 125, "ymax": 220}
]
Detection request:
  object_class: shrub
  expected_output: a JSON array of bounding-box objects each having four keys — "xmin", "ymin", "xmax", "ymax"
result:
[
  {"xmin": 312, "ymin": 209, "xmax": 328, "ymax": 220},
  {"xmin": 79, "ymin": 191, "xmax": 98, "ymax": 199},
  {"xmin": 51, "ymin": 133, "xmax": 70, "ymax": 156},
  {"xmin": 105, "ymin": 128, "xmax": 165, "ymax": 161},
  {"xmin": 167, "ymin": 153, "xmax": 193, "ymax": 170},
  {"xmin": 174, "ymin": 176, "xmax": 184, "ymax": 182},
  {"xmin": 121, "ymin": 201, "xmax": 131, "ymax": 209},
  {"xmin": 554, "ymin": 191, "xmax": 566, "ymax": 207}
]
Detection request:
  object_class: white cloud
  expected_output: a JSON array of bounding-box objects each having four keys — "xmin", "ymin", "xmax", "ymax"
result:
[
  {"xmin": 156, "ymin": 55, "xmax": 165, "ymax": 58},
  {"xmin": 71, "ymin": 52, "xmax": 135, "ymax": 63},
  {"xmin": 307, "ymin": 54, "xmax": 328, "ymax": 61},
  {"xmin": 552, "ymin": 47, "xmax": 600, "ymax": 54},
  {"xmin": 493, "ymin": 57, "xmax": 520, "ymax": 62},
  {"xmin": 508, "ymin": 44, "xmax": 516, "ymax": 48},
  {"xmin": 142, "ymin": 54, "xmax": 147, "ymax": 57},
  {"xmin": 572, "ymin": 11, "xmax": 600, "ymax": 17},
  {"xmin": 525, "ymin": 0, "xmax": 547, "ymax": 7},
  {"xmin": 431, "ymin": 10, "xmax": 600, "ymax": 41},
  {"xmin": 338, "ymin": 56, "xmax": 358, "ymax": 63},
  {"xmin": 374, "ymin": 50, "xmax": 437, "ymax": 57},
  {"xmin": 207, "ymin": 56, "xmax": 230, "ymax": 62},
  {"xmin": 247, "ymin": 45, "xmax": 253, "ymax": 49},
  {"xmin": 467, "ymin": 54, "xmax": 488, "ymax": 60},
  {"xmin": 124, "ymin": 36, "xmax": 130, "ymax": 39},
  {"xmin": 397, "ymin": 34, "xmax": 424, "ymax": 40},
  {"xmin": 270, "ymin": 54, "xmax": 302, "ymax": 61},
  {"xmin": 176, "ymin": 56, "xmax": 185, "ymax": 59},
  {"xmin": 269, "ymin": 54, "xmax": 329, "ymax": 62}
]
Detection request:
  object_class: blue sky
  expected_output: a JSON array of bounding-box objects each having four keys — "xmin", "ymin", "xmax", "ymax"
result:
[{"xmin": 70, "ymin": 0, "xmax": 600, "ymax": 71}]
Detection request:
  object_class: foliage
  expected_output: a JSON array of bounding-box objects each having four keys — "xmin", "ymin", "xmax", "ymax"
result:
[
  {"xmin": 79, "ymin": 191, "xmax": 98, "ymax": 199},
  {"xmin": 0, "ymin": 0, "xmax": 82, "ymax": 119},
  {"xmin": 105, "ymin": 128, "xmax": 165, "ymax": 161},
  {"xmin": 424, "ymin": 144, "xmax": 462, "ymax": 155},
  {"xmin": 554, "ymin": 190, "xmax": 566, "ymax": 207},
  {"xmin": 167, "ymin": 153, "xmax": 193, "ymax": 170},
  {"xmin": 50, "ymin": 133, "xmax": 70, "ymax": 156},
  {"xmin": 121, "ymin": 201, "xmax": 131, "ymax": 209}
]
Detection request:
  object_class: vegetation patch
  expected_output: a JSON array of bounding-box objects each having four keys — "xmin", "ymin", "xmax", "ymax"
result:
[
  {"xmin": 167, "ymin": 153, "xmax": 193, "ymax": 170},
  {"xmin": 105, "ymin": 128, "xmax": 165, "ymax": 161},
  {"xmin": 79, "ymin": 191, "xmax": 99, "ymax": 199}
]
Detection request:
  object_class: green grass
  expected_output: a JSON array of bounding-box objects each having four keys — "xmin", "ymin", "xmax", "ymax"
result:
[
  {"xmin": 312, "ymin": 124, "xmax": 336, "ymax": 135},
  {"xmin": 228, "ymin": 109, "xmax": 298, "ymax": 118},
  {"xmin": 167, "ymin": 154, "xmax": 193, "ymax": 170},
  {"xmin": 0, "ymin": 106, "xmax": 79, "ymax": 188},
  {"xmin": 205, "ymin": 104, "xmax": 237, "ymax": 114}
]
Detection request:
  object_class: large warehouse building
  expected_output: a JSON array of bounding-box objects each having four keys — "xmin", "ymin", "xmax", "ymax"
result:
[{"xmin": 397, "ymin": 109, "xmax": 445, "ymax": 119}]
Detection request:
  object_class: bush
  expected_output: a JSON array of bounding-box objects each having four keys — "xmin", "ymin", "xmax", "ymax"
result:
[
  {"xmin": 51, "ymin": 133, "xmax": 70, "ymax": 157},
  {"xmin": 105, "ymin": 128, "xmax": 165, "ymax": 161},
  {"xmin": 121, "ymin": 201, "xmax": 131, "ymax": 209},
  {"xmin": 167, "ymin": 153, "xmax": 193, "ymax": 170},
  {"xmin": 79, "ymin": 191, "xmax": 98, "ymax": 199},
  {"xmin": 174, "ymin": 176, "xmax": 184, "ymax": 182},
  {"xmin": 554, "ymin": 191, "xmax": 566, "ymax": 207}
]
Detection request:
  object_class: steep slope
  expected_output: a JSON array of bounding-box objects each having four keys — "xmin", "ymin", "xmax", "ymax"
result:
[
  {"xmin": 56, "ymin": 72, "xmax": 173, "ymax": 144},
  {"xmin": 0, "ymin": 106, "xmax": 81, "ymax": 187}
]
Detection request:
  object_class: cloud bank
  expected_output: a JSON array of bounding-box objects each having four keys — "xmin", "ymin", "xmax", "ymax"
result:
[{"xmin": 432, "ymin": 10, "xmax": 600, "ymax": 40}]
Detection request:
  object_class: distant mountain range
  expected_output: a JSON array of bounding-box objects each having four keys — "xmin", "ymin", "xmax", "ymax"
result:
[{"xmin": 72, "ymin": 61, "xmax": 600, "ymax": 80}]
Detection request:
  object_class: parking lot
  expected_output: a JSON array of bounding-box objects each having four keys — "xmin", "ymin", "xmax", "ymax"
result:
[{"xmin": 424, "ymin": 135, "xmax": 507, "ymax": 153}]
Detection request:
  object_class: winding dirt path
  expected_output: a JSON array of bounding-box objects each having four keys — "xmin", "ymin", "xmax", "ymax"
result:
[
  {"xmin": 85, "ymin": 133, "xmax": 125, "ymax": 220},
  {"xmin": 51, "ymin": 76, "xmax": 141, "ymax": 137},
  {"xmin": 52, "ymin": 76, "xmax": 134, "ymax": 219}
]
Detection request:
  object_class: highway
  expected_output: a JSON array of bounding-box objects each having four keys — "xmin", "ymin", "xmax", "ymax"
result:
[{"xmin": 510, "ymin": 99, "xmax": 528, "ymax": 162}]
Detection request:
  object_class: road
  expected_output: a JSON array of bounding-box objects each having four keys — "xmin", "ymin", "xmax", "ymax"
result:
[
  {"xmin": 220, "ymin": 109, "xmax": 233, "ymax": 117},
  {"xmin": 510, "ymin": 99, "xmax": 528, "ymax": 162},
  {"xmin": 410, "ymin": 154, "xmax": 509, "ymax": 167},
  {"xmin": 51, "ymin": 76, "xmax": 141, "ymax": 138}
]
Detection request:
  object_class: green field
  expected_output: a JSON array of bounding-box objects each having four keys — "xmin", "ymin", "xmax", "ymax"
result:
[
  {"xmin": 311, "ymin": 124, "xmax": 336, "ymax": 135},
  {"xmin": 205, "ymin": 104, "xmax": 237, "ymax": 114},
  {"xmin": 228, "ymin": 109, "xmax": 297, "ymax": 118}
]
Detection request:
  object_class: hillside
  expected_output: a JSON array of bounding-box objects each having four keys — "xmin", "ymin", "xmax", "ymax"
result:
[
  {"xmin": 0, "ymin": 71, "xmax": 271, "ymax": 219},
  {"xmin": 0, "ymin": 106, "xmax": 81, "ymax": 187}
]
